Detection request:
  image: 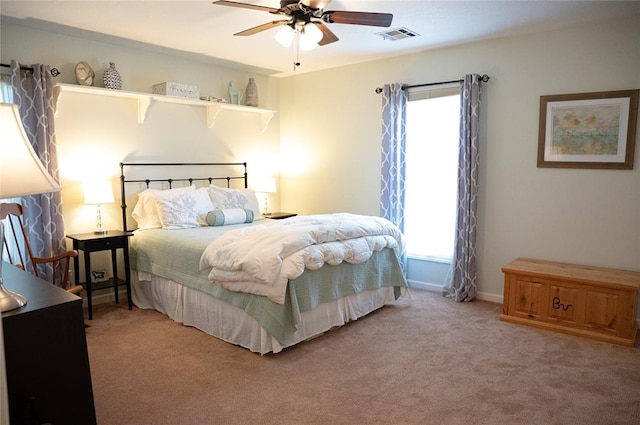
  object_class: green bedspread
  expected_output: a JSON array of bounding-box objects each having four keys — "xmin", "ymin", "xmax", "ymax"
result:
[{"xmin": 130, "ymin": 225, "xmax": 408, "ymax": 343}]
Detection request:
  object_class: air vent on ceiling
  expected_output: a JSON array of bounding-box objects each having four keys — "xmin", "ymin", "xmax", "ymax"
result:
[{"xmin": 376, "ymin": 27, "xmax": 420, "ymax": 41}]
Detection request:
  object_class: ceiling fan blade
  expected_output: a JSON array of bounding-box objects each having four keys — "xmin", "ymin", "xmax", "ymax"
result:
[
  {"xmin": 303, "ymin": 0, "xmax": 332, "ymax": 10},
  {"xmin": 212, "ymin": 0, "xmax": 279, "ymax": 14},
  {"xmin": 234, "ymin": 20, "xmax": 289, "ymax": 36},
  {"xmin": 322, "ymin": 11, "xmax": 393, "ymax": 27},
  {"xmin": 312, "ymin": 21, "xmax": 339, "ymax": 46}
]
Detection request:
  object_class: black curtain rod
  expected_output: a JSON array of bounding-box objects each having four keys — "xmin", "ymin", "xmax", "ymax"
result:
[
  {"xmin": 375, "ymin": 74, "xmax": 490, "ymax": 94},
  {"xmin": 0, "ymin": 63, "xmax": 61, "ymax": 77}
]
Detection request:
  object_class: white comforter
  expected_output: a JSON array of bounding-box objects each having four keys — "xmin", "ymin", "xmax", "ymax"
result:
[{"xmin": 199, "ymin": 213, "xmax": 405, "ymax": 304}]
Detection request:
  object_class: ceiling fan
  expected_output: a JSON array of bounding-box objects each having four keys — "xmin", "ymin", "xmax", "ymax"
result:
[{"xmin": 212, "ymin": 0, "xmax": 394, "ymax": 47}]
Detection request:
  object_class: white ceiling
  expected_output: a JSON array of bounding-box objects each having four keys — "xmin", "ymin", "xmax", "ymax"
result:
[{"xmin": 2, "ymin": 1, "xmax": 639, "ymax": 77}]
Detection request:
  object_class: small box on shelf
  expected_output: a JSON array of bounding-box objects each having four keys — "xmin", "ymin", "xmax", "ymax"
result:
[{"xmin": 152, "ymin": 82, "xmax": 200, "ymax": 99}]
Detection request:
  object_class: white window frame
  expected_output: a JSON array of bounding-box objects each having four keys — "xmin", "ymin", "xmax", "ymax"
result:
[{"xmin": 404, "ymin": 84, "xmax": 460, "ymax": 262}]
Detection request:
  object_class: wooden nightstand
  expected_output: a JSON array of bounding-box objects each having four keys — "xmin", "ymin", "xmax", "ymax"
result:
[
  {"xmin": 265, "ymin": 212, "xmax": 297, "ymax": 219},
  {"xmin": 67, "ymin": 230, "xmax": 133, "ymax": 320}
]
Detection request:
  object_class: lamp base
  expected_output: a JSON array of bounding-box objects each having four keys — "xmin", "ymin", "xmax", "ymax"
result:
[
  {"xmin": 0, "ymin": 282, "xmax": 27, "ymax": 312},
  {"xmin": 94, "ymin": 230, "xmax": 108, "ymax": 235}
]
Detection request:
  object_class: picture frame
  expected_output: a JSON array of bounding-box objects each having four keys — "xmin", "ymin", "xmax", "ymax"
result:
[
  {"xmin": 537, "ymin": 89, "xmax": 639, "ymax": 169},
  {"xmin": 90, "ymin": 269, "xmax": 109, "ymax": 283}
]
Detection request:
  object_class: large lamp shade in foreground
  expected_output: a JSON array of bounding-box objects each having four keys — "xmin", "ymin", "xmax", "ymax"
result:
[{"xmin": 0, "ymin": 102, "xmax": 61, "ymax": 312}]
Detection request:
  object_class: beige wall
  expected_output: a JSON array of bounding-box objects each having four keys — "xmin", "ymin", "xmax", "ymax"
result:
[
  {"xmin": 278, "ymin": 16, "xmax": 640, "ymax": 301},
  {"xmin": 1, "ymin": 18, "xmax": 281, "ymax": 239},
  {"xmin": 2, "ymin": 15, "xmax": 640, "ymax": 304}
]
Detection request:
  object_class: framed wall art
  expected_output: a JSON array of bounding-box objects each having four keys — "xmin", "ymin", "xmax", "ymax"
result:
[{"xmin": 537, "ymin": 89, "xmax": 639, "ymax": 169}]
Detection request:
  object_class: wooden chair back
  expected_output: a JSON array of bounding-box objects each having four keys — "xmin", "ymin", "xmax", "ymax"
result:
[{"xmin": 0, "ymin": 202, "xmax": 81, "ymax": 294}]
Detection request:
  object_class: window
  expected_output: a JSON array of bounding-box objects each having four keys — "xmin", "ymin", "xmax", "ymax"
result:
[
  {"xmin": 404, "ymin": 86, "xmax": 460, "ymax": 261},
  {"xmin": 0, "ymin": 72, "xmax": 13, "ymax": 101}
]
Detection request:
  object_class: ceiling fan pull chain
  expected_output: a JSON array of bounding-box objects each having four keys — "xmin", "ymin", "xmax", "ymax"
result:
[{"xmin": 293, "ymin": 30, "xmax": 301, "ymax": 71}]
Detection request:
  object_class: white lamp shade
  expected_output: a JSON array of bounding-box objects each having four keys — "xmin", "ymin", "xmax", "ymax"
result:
[
  {"xmin": 0, "ymin": 103, "xmax": 61, "ymax": 199},
  {"xmin": 254, "ymin": 177, "xmax": 277, "ymax": 193},
  {"xmin": 83, "ymin": 180, "xmax": 114, "ymax": 205}
]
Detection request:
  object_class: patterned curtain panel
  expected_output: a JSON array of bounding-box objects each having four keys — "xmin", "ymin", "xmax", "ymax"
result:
[
  {"xmin": 443, "ymin": 74, "xmax": 482, "ymax": 302},
  {"xmin": 380, "ymin": 83, "xmax": 407, "ymax": 270},
  {"xmin": 380, "ymin": 83, "xmax": 407, "ymax": 229},
  {"xmin": 9, "ymin": 60, "xmax": 66, "ymax": 283}
]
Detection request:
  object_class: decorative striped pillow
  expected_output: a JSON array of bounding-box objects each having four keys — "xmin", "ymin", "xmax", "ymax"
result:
[{"xmin": 206, "ymin": 208, "xmax": 254, "ymax": 226}]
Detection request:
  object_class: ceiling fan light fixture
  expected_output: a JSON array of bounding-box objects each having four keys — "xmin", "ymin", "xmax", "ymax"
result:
[
  {"xmin": 214, "ymin": 0, "xmax": 394, "ymax": 68},
  {"xmin": 275, "ymin": 25, "xmax": 295, "ymax": 47},
  {"xmin": 299, "ymin": 23, "xmax": 323, "ymax": 50}
]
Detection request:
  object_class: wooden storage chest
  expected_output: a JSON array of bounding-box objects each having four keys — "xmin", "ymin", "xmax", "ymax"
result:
[{"xmin": 500, "ymin": 258, "xmax": 639, "ymax": 346}]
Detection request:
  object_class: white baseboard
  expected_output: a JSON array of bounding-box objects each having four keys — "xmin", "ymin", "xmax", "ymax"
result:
[
  {"xmin": 408, "ymin": 279, "xmax": 503, "ymax": 304},
  {"xmin": 477, "ymin": 292, "xmax": 503, "ymax": 304},
  {"xmin": 407, "ymin": 279, "xmax": 442, "ymax": 292}
]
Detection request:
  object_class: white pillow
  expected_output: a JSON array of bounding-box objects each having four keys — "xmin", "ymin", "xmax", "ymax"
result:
[
  {"xmin": 207, "ymin": 185, "xmax": 261, "ymax": 220},
  {"xmin": 156, "ymin": 187, "xmax": 214, "ymax": 230},
  {"xmin": 132, "ymin": 185, "xmax": 195, "ymax": 230}
]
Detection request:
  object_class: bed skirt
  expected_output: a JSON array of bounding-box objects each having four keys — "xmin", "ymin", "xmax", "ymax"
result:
[{"xmin": 131, "ymin": 271, "xmax": 403, "ymax": 354}]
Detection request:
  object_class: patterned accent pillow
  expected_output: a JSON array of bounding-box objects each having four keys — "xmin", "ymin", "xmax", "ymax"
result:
[
  {"xmin": 132, "ymin": 185, "xmax": 196, "ymax": 230},
  {"xmin": 156, "ymin": 187, "xmax": 214, "ymax": 229},
  {"xmin": 207, "ymin": 185, "xmax": 261, "ymax": 220}
]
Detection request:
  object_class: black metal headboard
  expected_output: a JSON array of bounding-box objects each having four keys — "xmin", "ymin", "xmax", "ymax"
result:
[{"xmin": 119, "ymin": 162, "xmax": 248, "ymax": 232}]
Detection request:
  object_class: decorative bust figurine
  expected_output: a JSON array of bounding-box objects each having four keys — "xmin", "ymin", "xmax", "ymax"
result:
[{"xmin": 75, "ymin": 61, "xmax": 95, "ymax": 86}]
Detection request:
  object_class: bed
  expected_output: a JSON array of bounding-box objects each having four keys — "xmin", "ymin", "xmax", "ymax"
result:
[{"xmin": 120, "ymin": 162, "xmax": 409, "ymax": 354}]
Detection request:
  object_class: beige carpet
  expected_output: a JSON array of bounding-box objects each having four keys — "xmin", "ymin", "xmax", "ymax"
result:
[{"xmin": 85, "ymin": 289, "xmax": 640, "ymax": 425}]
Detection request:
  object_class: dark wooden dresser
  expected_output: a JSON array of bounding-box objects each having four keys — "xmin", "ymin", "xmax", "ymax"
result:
[{"xmin": 1, "ymin": 262, "xmax": 96, "ymax": 424}]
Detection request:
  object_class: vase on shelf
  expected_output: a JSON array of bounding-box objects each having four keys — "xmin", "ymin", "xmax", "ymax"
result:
[
  {"xmin": 245, "ymin": 78, "xmax": 258, "ymax": 107},
  {"xmin": 103, "ymin": 62, "xmax": 122, "ymax": 90}
]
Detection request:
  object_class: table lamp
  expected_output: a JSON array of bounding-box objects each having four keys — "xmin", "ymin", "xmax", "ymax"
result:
[
  {"xmin": 254, "ymin": 177, "xmax": 277, "ymax": 216},
  {"xmin": 0, "ymin": 102, "xmax": 61, "ymax": 312},
  {"xmin": 83, "ymin": 180, "xmax": 114, "ymax": 235}
]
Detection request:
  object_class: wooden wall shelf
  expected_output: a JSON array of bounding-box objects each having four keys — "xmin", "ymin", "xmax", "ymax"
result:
[{"xmin": 53, "ymin": 83, "xmax": 276, "ymax": 132}]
